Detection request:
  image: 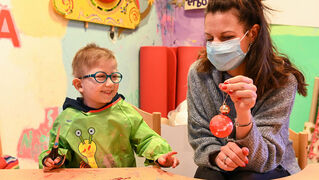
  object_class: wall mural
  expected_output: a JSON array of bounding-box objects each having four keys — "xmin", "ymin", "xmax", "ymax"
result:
[
  {"xmin": 52, "ymin": 0, "xmax": 154, "ymax": 38},
  {"xmin": 155, "ymin": 0, "xmax": 205, "ymax": 46},
  {"xmin": 17, "ymin": 107, "xmax": 59, "ymax": 162}
]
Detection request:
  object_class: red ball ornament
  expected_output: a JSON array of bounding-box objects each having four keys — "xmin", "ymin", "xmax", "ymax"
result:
[
  {"xmin": 98, "ymin": 0, "xmax": 116, "ymax": 3},
  {"xmin": 209, "ymin": 114, "xmax": 233, "ymax": 138}
]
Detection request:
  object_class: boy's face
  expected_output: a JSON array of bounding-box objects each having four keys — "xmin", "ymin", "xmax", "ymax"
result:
[{"xmin": 75, "ymin": 58, "xmax": 120, "ymax": 109}]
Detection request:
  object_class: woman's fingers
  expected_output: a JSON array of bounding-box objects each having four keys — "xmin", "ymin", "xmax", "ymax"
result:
[
  {"xmin": 216, "ymin": 143, "xmax": 249, "ymax": 171},
  {"xmin": 220, "ymin": 82, "xmax": 257, "ymax": 93},
  {"xmin": 225, "ymin": 75, "xmax": 253, "ymax": 84},
  {"xmin": 216, "ymin": 154, "xmax": 236, "ymax": 171},
  {"xmin": 221, "ymin": 142, "xmax": 247, "ymax": 167},
  {"xmin": 219, "ymin": 76, "xmax": 257, "ymax": 110}
]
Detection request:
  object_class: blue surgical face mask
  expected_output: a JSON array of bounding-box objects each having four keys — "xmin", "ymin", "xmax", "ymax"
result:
[{"xmin": 206, "ymin": 31, "xmax": 249, "ymax": 71}]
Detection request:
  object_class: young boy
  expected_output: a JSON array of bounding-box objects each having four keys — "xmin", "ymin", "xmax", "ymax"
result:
[{"xmin": 39, "ymin": 43, "xmax": 179, "ymax": 171}]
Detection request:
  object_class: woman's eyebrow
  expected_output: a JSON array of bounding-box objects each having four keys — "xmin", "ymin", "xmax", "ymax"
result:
[{"xmin": 221, "ymin": 31, "xmax": 235, "ymax": 35}]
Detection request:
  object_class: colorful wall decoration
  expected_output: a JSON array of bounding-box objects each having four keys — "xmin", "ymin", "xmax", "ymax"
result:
[
  {"xmin": 155, "ymin": 0, "xmax": 205, "ymax": 46},
  {"xmin": 52, "ymin": 0, "xmax": 153, "ymax": 30},
  {"xmin": 17, "ymin": 107, "xmax": 59, "ymax": 162}
]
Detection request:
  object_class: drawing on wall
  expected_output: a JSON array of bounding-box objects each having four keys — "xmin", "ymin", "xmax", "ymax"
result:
[
  {"xmin": 17, "ymin": 107, "xmax": 59, "ymax": 162},
  {"xmin": 155, "ymin": 0, "xmax": 205, "ymax": 46},
  {"xmin": 171, "ymin": 0, "xmax": 185, "ymax": 8},
  {"xmin": 52, "ymin": 0, "xmax": 154, "ymax": 38}
]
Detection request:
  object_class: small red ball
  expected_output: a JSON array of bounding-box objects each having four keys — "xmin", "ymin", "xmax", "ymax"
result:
[{"xmin": 209, "ymin": 114, "xmax": 233, "ymax": 138}]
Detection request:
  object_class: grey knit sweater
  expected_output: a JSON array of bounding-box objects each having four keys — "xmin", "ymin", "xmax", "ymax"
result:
[{"xmin": 187, "ymin": 61, "xmax": 300, "ymax": 175}]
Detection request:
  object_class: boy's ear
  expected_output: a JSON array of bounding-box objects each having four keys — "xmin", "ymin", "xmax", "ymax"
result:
[{"xmin": 72, "ymin": 78, "xmax": 83, "ymax": 93}]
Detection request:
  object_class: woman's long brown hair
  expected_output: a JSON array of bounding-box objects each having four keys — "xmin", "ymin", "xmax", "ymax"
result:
[{"xmin": 198, "ymin": 0, "xmax": 307, "ymax": 97}]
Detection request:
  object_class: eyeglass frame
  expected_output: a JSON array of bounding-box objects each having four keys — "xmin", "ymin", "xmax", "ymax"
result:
[{"xmin": 79, "ymin": 71, "xmax": 123, "ymax": 84}]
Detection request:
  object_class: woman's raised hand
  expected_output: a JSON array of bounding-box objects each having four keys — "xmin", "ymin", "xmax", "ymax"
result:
[{"xmin": 219, "ymin": 75, "xmax": 257, "ymax": 112}]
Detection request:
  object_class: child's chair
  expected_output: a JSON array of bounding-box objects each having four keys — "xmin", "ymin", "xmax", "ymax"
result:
[
  {"xmin": 131, "ymin": 105, "xmax": 168, "ymax": 167},
  {"xmin": 289, "ymin": 128, "xmax": 308, "ymax": 169},
  {"xmin": 132, "ymin": 105, "xmax": 163, "ymax": 135}
]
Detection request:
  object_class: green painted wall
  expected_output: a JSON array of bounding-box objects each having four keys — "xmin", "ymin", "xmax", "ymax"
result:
[{"xmin": 271, "ymin": 25, "xmax": 319, "ymax": 132}]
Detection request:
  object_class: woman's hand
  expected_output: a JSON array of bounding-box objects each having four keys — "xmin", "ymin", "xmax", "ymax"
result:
[
  {"xmin": 215, "ymin": 142, "xmax": 249, "ymax": 171},
  {"xmin": 157, "ymin": 151, "xmax": 180, "ymax": 168},
  {"xmin": 219, "ymin": 75, "xmax": 257, "ymax": 112}
]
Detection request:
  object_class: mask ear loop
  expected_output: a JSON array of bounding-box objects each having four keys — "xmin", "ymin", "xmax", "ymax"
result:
[
  {"xmin": 240, "ymin": 30, "xmax": 252, "ymax": 54},
  {"xmin": 240, "ymin": 30, "xmax": 250, "ymax": 41}
]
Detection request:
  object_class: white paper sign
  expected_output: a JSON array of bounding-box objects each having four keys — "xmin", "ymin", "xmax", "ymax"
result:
[{"xmin": 184, "ymin": 0, "xmax": 208, "ymax": 10}]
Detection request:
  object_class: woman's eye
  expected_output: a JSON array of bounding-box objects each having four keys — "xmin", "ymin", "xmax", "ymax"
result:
[
  {"xmin": 221, "ymin": 36, "xmax": 234, "ymax": 41},
  {"xmin": 206, "ymin": 37, "xmax": 214, "ymax": 42}
]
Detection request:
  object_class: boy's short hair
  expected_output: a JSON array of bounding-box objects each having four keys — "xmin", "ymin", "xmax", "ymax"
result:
[{"xmin": 72, "ymin": 43, "xmax": 116, "ymax": 78}]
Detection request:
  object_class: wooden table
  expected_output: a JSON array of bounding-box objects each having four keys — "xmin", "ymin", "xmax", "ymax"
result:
[
  {"xmin": 0, "ymin": 166, "xmax": 199, "ymax": 180},
  {"xmin": 276, "ymin": 163, "xmax": 319, "ymax": 179}
]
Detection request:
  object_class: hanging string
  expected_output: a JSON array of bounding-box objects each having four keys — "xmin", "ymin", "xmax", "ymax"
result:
[{"xmin": 222, "ymin": 93, "xmax": 229, "ymax": 106}]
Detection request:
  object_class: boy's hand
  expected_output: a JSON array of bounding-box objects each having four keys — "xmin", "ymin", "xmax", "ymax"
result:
[
  {"xmin": 157, "ymin": 151, "xmax": 179, "ymax": 168},
  {"xmin": 43, "ymin": 156, "xmax": 65, "ymax": 172}
]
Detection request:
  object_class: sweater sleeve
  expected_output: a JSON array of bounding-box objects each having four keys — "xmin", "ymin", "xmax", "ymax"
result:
[
  {"xmin": 235, "ymin": 74, "xmax": 298, "ymax": 172},
  {"xmin": 187, "ymin": 64, "xmax": 223, "ymax": 170}
]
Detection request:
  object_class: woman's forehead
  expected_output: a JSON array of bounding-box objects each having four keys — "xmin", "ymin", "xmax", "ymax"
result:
[{"xmin": 205, "ymin": 11, "xmax": 244, "ymax": 34}]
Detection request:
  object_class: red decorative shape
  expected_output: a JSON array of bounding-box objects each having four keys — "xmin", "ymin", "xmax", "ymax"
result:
[
  {"xmin": 0, "ymin": 9, "xmax": 20, "ymax": 47},
  {"xmin": 209, "ymin": 114, "xmax": 233, "ymax": 138},
  {"xmin": 98, "ymin": 0, "xmax": 116, "ymax": 3}
]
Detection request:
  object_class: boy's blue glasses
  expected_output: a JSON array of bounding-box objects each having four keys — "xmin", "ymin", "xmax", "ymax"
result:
[{"xmin": 79, "ymin": 71, "xmax": 123, "ymax": 84}]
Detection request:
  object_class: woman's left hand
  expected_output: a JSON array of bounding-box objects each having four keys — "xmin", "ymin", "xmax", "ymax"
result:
[
  {"xmin": 215, "ymin": 142, "xmax": 249, "ymax": 171},
  {"xmin": 219, "ymin": 75, "xmax": 257, "ymax": 112}
]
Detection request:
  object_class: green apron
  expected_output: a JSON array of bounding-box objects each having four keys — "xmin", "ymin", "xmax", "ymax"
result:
[{"xmin": 39, "ymin": 99, "xmax": 171, "ymax": 168}]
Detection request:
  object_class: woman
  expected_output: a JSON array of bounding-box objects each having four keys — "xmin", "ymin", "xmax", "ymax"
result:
[{"xmin": 187, "ymin": 0, "xmax": 307, "ymax": 179}]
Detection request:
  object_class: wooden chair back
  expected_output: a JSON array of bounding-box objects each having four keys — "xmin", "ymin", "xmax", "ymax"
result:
[
  {"xmin": 132, "ymin": 105, "xmax": 161, "ymax": 136},
  {"xmin": 289, "ymin": 128, "xmax": 308, "ymax": 169}
]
